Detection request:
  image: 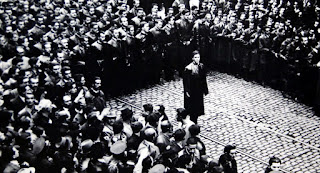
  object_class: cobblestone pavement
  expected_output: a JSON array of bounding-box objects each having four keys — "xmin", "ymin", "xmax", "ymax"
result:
[{"xmin": 105, "ymin": 71, "xmax": 320, "ymax": 173}]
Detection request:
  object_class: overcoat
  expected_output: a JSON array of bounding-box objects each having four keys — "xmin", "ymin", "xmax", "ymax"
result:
[{"xmin": 183, "ymin": 62, "xmax": 208, "ymax": 117}]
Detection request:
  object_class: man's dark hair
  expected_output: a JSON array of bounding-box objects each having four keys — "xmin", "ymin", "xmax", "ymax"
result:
[
  {"xmin": 186, "ymin": 136, "xmax": 198, "ymax": 145},
  {"xmin": 189, "ymin": 124, "xmax": 200, "ymax": 136},
  {"xmin": 269, "ymin": 156, "xmax": 281, "ymax": 165},
  {"xmin": 113, "ymin": 120, "xmax": 124, "ymax": 134},
  {"xmin": 173, "ymin": 129, "xmax": 186, "ymax": 141},
  {"xmin": 143, "ymin": 103, "xmax": 153, "ymax": 113},
  {"xmin": 224, "ymin": 145, "xmax": 236, "ymax": 154}
]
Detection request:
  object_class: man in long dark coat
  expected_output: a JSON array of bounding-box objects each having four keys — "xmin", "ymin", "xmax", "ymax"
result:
[{"xmin": 183, "ymin": 50, "xmax": 208, "ymax": 124}]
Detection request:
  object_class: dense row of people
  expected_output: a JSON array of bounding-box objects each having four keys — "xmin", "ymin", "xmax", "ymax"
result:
[
  {"xmin": 1, "ymin": 0, "xmax": 320, "ymax": 98},
  {"xmin": 0, "ymin": 0, "xmax": 315, "ymax": 172}
]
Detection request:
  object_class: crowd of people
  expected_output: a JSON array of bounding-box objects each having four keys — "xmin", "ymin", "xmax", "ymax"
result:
[{"xmin": 0, "ymin": 0, "xmax": 317, "ymax": 172}]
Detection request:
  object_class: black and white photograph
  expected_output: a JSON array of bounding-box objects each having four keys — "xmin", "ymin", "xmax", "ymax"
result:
[{"xmin": 0, "ymin": 0, "xmax": 320, "ymax": 172}]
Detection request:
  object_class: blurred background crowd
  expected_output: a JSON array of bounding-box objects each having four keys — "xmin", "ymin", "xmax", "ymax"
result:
[{"xmin": 0, "ymin": 0, "xmax": 319, "ymax": 172}]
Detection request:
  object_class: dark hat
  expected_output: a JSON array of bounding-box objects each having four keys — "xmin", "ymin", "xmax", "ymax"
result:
[
  {"xmin": 121, "ymin": 108, "xmax": 133, "ymax": 121},
  {"xmin": 32, "ymin": 137, "xmax": 45, "ymax": 155},
  {"xmin": 110, "ymin": 141, "xmax": 127, "ymax": 155}
]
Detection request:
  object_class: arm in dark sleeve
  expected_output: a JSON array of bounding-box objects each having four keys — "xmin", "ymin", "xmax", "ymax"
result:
[{"xmin": 183, "ymin": 68, "xmax": 191, "ymax": 94}]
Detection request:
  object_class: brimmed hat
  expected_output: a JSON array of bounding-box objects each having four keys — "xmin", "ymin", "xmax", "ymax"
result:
[
  {"xmin": 121, "ymin": 108, "xmax": 133, "ymax": 120},
  {"xmin": 110, "ymin": 141, "xmax": 127, "ymax": 155}
]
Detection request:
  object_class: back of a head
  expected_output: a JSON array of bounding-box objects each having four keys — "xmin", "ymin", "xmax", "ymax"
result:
[
  {"xmin": 131, "ymin": 121, "xmax": 143, "ymax": 134},
  {"xmin": 121, "ymin": 108, "xmax": 133, "ymax": 121},
  {"xmin": 113, "ymin": 120, "xmax": 124, "ymax": 134},
  {"xmin": 173, "ymin": 129, "xmax": 186, "ymax": 142},
  {"xmin": 143, "ymin": 103, "xmax": 153, "ymax": 113},
  {"xmin": 189, "ymin": 124, "xmax": 200, "ymax": 136},
  {"xmin": 144, "ymin": 127, "xmax": 156, "ymax": 142},
  {"xmin": 186, "ymin": 136, "xmax": 198, "ymax": 146},
  {"xmin": 176, "ymin": 108, "xmax": 188, "ymax": 120},
  {"xmin": 147, "ymin": 112, "xmax": 160, "ymax": 127}
]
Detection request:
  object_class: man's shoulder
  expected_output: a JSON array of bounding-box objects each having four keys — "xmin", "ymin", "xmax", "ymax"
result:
[{"xmin": 185, "ymin": 63, "xmax": 193, "ymax": 70}]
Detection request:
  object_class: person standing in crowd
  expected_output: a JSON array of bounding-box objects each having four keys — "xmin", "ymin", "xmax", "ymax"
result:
[
  {"xmin": 183, "ymin": 50, "xmax": 208, "ymax": 124},
  {"xmin": 219, "ymin": 145, "xmax": 238, "ymax": 173}
]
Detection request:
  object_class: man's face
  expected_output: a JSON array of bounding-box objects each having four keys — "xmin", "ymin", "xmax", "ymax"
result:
[
  {"xmin": 0, "ymin": 36, "xmax": 7, "ymax": 46},
  {"xmin": 18, "ymin": 21, "xmax": 25, "ymax": 29},
  {"xmin": 188, "ymin": 144, "xmax": 197, "ymax": 153},
  {"xmin": 179, "ymin": 5, "xmax": 185, "ymax": 13},
  {"xmin": 22, "ymin": 38, "xmax": 29, "ymax": 48},
  {"xmin": 202, "ymin": 2, "xmax": 207, "ymax": 9},
  {"xmin": 107, "ymin": 117, "xmax": 116, "ymax": 125},
  {"xmin": 80, "ymin": 77, "xmax": 86, "ymax": 86},
  {"xmin": 70, "ymin": 10, "xmax": 77, "ymax": 18},
  {"xmin": 151, "ymin": 8, "xmax": 158, "ymax": 16},
  {"xmin": 152, "ymin": 5, "xmax": 158, "ymax": 12},
  {"xmin": 85, "ymin": 17, "xmax": 92, "ymax": 24},
  {"xmin": 168, "ymin": 8, "xmax": 174, "ymax": 16},
  {"xmin": 230, "ymin": 16, "xmax": 236, "ymax": 24},
  {"xmin": 121, "ymin": 17, "xmax": 129, "ymax": 27},
  {"xmin": 70, "ymin": 19, "xmax": 77, "ymax": 27},
  {"xmin": 25, "ymin": 94, "xmax": 35, "ymax": 107},
  {"xmin": 53, "ymin": 65, "xmax": 61, "ymax": 75},
  {"xmin": 229, "ymin": 149, "xmax": 236, "ymax": 158},
  {"xmin": 89, "ymin": 8, "xmax": 95, "ymax": 15},
  {"xmin": 205, "ymin": 14, "xmax": 212, "ymax": 22},
  {"xmin": 61, "ymin": 39, "xmax": 68, "ymax": 48},
  {"xmin": 6, "ymin": 26, "xmax": 13, "ymax": 33},
  {"xmin": 270, "ymin": 162, "xmax": 281, "ymax": 171},
  {"xmin": 137, "ymin": 10, "xmax": 144, "ymax": 17},
  {"xmin": 30, "ymin": 78, "xmax": 39, "ymax": 89},
  {"xmin": 79, "ymin": 27, "xmax": 86, "ymax": 35},
  {"xmin": 70, "ymin": 83, "xmax": 78, "ymax": 94},
  {"xmin": 99, "ymin": 32, "xmax": 106, "ymax": 41},
  {"xmin": 134, "ymin": 0, "xmax": 140, "ymax": 7},
  {"xmin": 12, "ymin": 33, "xmax": 19, "ymax": 42},
  {"xmin": 143, "ymin": 23, "xmax": 149, "ymax": 32},
  {"xmin": 78, "ymin": 0, "xmax": 85, "ymax": 5},
  {"xmin": 64, "ymin": 0, "xmax": 71, "ymax": 7},
  {"xmin": 113, "ymin": 29, "xmax": 120, "ymax": 39},
  {"xmin": 57, "ymin": 52, "xmax": 65, "ymax": 62},
  {"xmin": 64, "ymin": 70, "xmax": 72, "ymax": 79},
  {"xmin": 156, "ymin": 21, "xmax": 163, "ymax": 29},
  {"xmin": 249, "ymin": 23, "xmax": 255, "ymax": 29},
  {"xmin": 63, "ymin": 95, "xmax": 72, "ymax": 107},
  {"xmin": 218, "ymin": 10, "xmax": 222, "ymax": 17},
  {"xmin": 106, "ymin": 5, "xmax": 112, "ymax": 13},
  {"xmin": 92, "ymin": 25, "xmax": 99, "ymax": 33},
  {"xmin": 129, "ymin": 26, "xmax": 135, "ymax": 35},
  {"xmin": 54, "ymin": 22, "xmax": 60, "ymax": 30},
  {"xmin": 94, "ymin": 79, "xmax": 101, "ymax": 89},
  {"xmin": 192, "ymin": 53, "xmax": 200, "ymax": 64}
]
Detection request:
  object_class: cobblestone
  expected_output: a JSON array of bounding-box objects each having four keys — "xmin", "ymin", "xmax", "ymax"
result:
[{"xmin": 105, "ymin": 71, "xmax": 320, "ymax": 172}]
